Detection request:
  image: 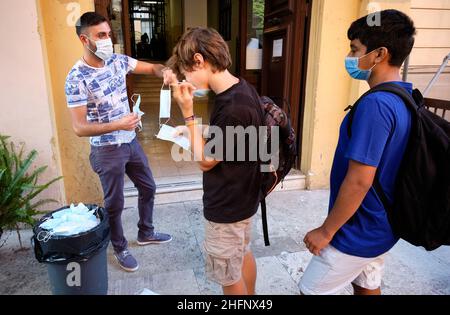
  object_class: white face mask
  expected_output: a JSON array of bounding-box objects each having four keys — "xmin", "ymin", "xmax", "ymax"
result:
[
  {"xmin": 160, "ymin": 84, "xmax": 171, "ymax": 120},
  {"xmin": 86, "ymin": 37, "xmax": 114, "ymax": 61}
]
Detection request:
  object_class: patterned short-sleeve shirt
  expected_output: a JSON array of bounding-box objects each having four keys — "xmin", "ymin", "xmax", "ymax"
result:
[{"xmin": 65, "ymin": 54, "xmax": 138, "ymax": 146}]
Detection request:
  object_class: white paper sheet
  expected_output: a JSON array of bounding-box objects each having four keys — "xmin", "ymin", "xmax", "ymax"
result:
[
  {"xmin": 273, "ymin": 39, "xmax": 283, "ymax": 58},
  {"xmin": 156, "ymin": 124, "xmax": 190, "ymax": 151}
]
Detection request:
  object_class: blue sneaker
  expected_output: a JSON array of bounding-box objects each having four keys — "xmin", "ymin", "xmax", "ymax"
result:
[
  {"xmin": 137, "ymin": 232, "xmax": 172, "ymax": 246},
  {"xmin": 114, "ymin": 249, "xmax": 139, "ymax": 272}
]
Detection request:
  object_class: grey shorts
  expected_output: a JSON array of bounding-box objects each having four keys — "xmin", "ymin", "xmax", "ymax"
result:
[{"xmin": 203, "ymin": 217, "xmax": 253, "ymax": 286}]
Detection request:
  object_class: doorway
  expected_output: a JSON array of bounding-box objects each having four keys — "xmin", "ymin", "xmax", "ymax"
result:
[
  {"xmin": 94, "ymin": 0, "xmax": 311, "ymax": 187},
  {"xmin": 95, "ymin": 0, "xmax": 202, "ymax": 189},
  {"xmin": 129, "ymin": 0, "xmax": 167, "ymax": 60},
  {"xmin": 238, "ymin": 0, "xmax": 312, "ymax": 169}
]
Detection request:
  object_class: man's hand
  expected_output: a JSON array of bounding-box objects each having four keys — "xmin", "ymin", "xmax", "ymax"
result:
[
  {"xmin": 116, "ymin": 113, "xmax": 141, "ymax": 131},
  {"xmin": 303, "ymin": 226, "xmax": 333, "ymax": 256},
  {"xmin": 163, "ymin": 68, "xmax": 175, "ymax": 85}
]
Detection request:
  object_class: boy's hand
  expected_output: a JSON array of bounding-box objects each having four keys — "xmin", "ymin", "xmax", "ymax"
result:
[
  {"xmin": 171, "ymin": 81, "xmax": 196, "ymax": 118},
  {"xmin": 303, "ymin": 226, "xmax": 333, "ymax": 256}
]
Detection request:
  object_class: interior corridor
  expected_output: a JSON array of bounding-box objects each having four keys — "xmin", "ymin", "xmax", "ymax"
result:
[{"xmin": 125, "ymin": 74, "xmax": 211, "ymax": 190}]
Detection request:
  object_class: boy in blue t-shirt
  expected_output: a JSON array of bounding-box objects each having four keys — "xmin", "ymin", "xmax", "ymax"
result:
[{"xmin": 299, "ymin": 10, "xmax": 416, "ymax": 295}]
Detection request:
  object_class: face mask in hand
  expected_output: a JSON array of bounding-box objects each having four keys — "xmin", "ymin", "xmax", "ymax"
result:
[
  {"xmin": 132, "ymin": 94, "xmax": 144, "ymax": 131},
  {"xmin": 85, "ymin": 37, "xmax": 114, "ymax": 61},
  {"xmin": 160, "ymin": 84, "xmax": 171, "ymax": 121}
]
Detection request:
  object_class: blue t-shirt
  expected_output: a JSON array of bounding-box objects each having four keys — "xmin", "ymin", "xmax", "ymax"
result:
[{"xmin": 329, "ymin": 81, "xmax": 413, "ymax": 258}]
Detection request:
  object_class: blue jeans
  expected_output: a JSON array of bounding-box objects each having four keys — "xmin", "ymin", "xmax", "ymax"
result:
[{"xmin": 89, "ymin": 138, "xmax": 156, "ymax": 252}]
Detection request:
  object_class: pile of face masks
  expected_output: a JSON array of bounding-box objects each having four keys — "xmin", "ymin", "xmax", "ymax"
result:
[{"xmin": 39, "ymin": 203, "xmax": 100, "ymax": 237}]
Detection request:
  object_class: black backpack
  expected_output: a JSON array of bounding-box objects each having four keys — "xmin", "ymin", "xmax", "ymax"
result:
[
  {"xmin": 347, "ymin": 82, "xmax": 450, "ymax": 251},
  {"xmin": 259, "ymin": 96, "xmax": 297, "ymax": 246}
]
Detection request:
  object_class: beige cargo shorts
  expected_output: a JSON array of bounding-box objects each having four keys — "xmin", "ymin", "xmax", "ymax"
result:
[{"xmin": 203, "ymin": 216, "xmax": 253, "ymax": 287}]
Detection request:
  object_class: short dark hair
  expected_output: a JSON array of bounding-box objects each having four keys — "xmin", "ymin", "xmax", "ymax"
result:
[
  {"xmin": 348, "ymin": 9, "xmax": 416, "ymax": 67},
  {"xmin": 75, "ymin": 12, "xmax": 108, "ymax": 36}
]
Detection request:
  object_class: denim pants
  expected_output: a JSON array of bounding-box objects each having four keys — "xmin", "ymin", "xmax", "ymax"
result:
[{"xmin": 89, "ymin": 138, "xmax": 156, "ymax": 252}]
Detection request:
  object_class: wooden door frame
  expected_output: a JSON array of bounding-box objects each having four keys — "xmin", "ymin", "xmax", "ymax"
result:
[
  {"xmin": 289, "ymin": 0, "xmax": 311, "ymax": 168},
  {"xmin": 120, "ymin": 0, "xmax": 134, "ymax": 98},
  {"xmin": 94, "ymin": 0, "xmax": 132, "ymax": 55},
  {"xmin": 121, "ymin": 0, "xmax": 132, "ymax": 56},
  {"xmin": 260, "ymin": 0, "xmax": 312, "ymax": 169}
]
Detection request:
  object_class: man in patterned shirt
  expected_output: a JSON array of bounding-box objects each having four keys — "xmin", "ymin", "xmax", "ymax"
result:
[{"xmin": 65, "ymin": 12, "xmax": 172, "ymax": 272}]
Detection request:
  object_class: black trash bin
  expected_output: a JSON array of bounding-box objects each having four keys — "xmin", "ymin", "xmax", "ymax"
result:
[{"xmin": 32, "ymin": 204, "xmax": 110, "ymax": 295}]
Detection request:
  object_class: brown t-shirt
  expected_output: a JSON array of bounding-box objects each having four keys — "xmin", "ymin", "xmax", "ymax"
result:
[{"xmin": 203, "ymin": 79, "xmax": 264, "ymax": 223}]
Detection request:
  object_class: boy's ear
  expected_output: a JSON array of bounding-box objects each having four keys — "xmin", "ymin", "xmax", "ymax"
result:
[
  {"xmin": 375, "ymin": 47, "xmax": 389, "ymax": 63},
  {"xmin": 193, "ymin": 53, "xmax": 205, "ymax": 68}
]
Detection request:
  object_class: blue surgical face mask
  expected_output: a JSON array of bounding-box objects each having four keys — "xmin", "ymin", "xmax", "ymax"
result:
[
  {"xmin": 193, "ymin": 89, "xmax": 211, "ymax": 98},
  {"xmin": 345, "ymin": 50, "xmax": 378, "ymax": 81},
  {"xmin": 132, "ymin": 94, "xmax": 144, "ymax": 131}
]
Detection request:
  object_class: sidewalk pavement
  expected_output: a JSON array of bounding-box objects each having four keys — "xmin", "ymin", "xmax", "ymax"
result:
[{"xmin": 0, "ymin": 190, "xmax": 449, "ymax": 295}]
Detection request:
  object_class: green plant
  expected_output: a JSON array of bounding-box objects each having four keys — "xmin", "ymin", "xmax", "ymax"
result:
[
  {"xmin": 253, "ymin": 0, "xmax": 265, "ymax": 29},
  {"xmin": 0, "ymin": 135, "xmax": 62, "ymax": 249}
]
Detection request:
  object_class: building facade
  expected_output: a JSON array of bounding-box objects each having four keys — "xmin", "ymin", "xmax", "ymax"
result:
[{"xmin": 0, "ymin": 0, "xmax": 448, "ymax": 206}]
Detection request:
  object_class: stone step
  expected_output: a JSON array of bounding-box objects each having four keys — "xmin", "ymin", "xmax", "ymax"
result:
[{"xmin": 124, "ymin": 171, "xmax": 306, "ymax": 206}]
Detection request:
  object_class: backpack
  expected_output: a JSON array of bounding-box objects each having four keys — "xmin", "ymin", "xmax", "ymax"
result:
[
  {"xmin": 259, "ymin": 96, "xmax": 297, "ymax": 246},
  {"xmin": 347, "ymin": 82, "xmax": 450, "ymax": 251}
]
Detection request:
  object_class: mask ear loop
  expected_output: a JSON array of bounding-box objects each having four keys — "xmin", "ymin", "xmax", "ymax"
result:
[
  {"xmin": 37, "ymin": 230, "xmax": 55, "ymax": 243},
  {"xmin": 160, "ymin": 82, "xmax": 171, "ymax": 127},
  {"xmin": 36, "ymin": 215, "xmax": 55, "ymax": 242},
  {"xmin": 131, "ymin": 93, "xmax": 141, "ymax": 106},
  {"xmin": 369, "ymin": 48, "xmax": 385, "ymax": 71},
  {"xmin": 358, "ymin": 48, "xmax": 381, "ymax": 70}
]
